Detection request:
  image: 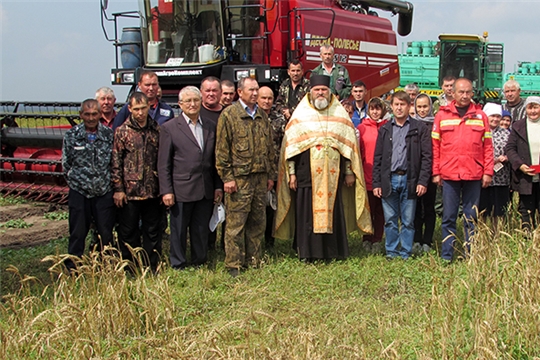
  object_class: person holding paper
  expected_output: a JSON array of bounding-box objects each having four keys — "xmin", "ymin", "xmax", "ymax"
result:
[
  {"xmin": 506, "ymin": 96, "xmax": 540, "ymax": 230},
  {"xmin": 158, "ymin": 86, "xmax": 223, "ymax": 269}
]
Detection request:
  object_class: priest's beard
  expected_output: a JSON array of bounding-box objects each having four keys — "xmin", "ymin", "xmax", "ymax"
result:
[{"xmin": 312, "ymin": 97, "xmax": 329, "ymax": 110}]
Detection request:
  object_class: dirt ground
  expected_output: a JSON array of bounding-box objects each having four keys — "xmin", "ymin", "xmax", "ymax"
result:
[{"xmin": 0, "ymin": 203, "xmax": 68, "ymax": 249}]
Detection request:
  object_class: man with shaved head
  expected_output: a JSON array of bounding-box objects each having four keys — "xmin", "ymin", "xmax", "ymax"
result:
[{"xmin": 257, "ymin": 86, "xmax": 286, "ymax": 248}]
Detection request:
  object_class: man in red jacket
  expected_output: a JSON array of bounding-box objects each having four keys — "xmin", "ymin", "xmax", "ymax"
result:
[{"xmin": 432, "ymin": 78, "xmax": 494, "ymax": 261}]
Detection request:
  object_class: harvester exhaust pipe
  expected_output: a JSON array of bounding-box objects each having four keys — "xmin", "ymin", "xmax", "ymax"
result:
[{"xmin": 347, "ymin": 0, "xmax": 414, "ymax": 36}]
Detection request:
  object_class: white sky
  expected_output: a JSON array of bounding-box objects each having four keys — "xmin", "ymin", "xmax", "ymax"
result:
[{"xmin": 1, "ymin": 0, "xmax": 539, "ymax": 102}]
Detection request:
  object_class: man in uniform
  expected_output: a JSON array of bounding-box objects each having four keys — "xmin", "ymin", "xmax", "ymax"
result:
[
  {"xmin": 275, "ymin": 60, "xmax": 310, "ymax": 120},
  {"xmin": 311, "ymin": 45, "xmax": 352, "ymax": 100},
  {"xmin": 432, "ymin": 78, "xmax": 494, "ymax": 261},
  {"xmin": 215, "ymin": 77, "xmax": 276, "ymax": 276},
  {"xmin": 274, "ymin": 75, "xmax": 372, "ymax": 261},
  {"xmin": 113, "ymin": 70, "xmax": 174, "ymax": 129},
  {"xmin": 62, "ymin": 99, "xmax": 115, "ymax": 270},
  {"xmin": 112, "ymin": 92, "xmax": 163, "ymax": 271}
]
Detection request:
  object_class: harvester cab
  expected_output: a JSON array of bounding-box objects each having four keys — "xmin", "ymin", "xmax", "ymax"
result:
[
  {"xmin": 101, "ymin": 0, "xmax": 413, "ymax": 102},
  {"xmin": 438, "ymin": 33, "xmax": 504, "ymax": 101},
  {"xmin": 398, "ymin": 31, "xmax": 504, "ymax": 102}
]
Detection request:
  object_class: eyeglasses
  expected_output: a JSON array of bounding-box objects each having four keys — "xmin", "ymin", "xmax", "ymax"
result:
[{"xmin": 180, "ymin": 99, "xmax": 201, "ymax": 104}]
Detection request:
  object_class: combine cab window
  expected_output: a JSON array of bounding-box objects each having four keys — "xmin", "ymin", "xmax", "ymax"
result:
[
  {"xmin": 440, "ymin": 42, "xmax": 480, "ymax": 86},
  {"xmin": 225, "ymin": 0, "xmax": 265, "ymax": 64},
  {"xmin": 141, "ymin": 0, "xmax": 225, "ymax": 66},
  {"xmin": 486, "ymin": 43, "xmax": 503, "ymax": 73}
]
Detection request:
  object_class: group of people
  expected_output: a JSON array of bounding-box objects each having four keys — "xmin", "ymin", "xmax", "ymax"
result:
[{"xmin": 62, "ymin": 44, "xmax": 540, "ymax": 275}]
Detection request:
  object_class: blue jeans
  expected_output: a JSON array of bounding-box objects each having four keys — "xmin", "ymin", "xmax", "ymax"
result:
[
  {"xmin": 381, "ymin": 174, "xmax": 417, "ymax": 259},
  {"xmin": 441, "ymin": 180, "xmax": 481, "ymax": 260}
]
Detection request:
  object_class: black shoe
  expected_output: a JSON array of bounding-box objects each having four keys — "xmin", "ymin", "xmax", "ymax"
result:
[{"xmin": 228, "ymin": 268, "xmax": 240, "ymax": 278}]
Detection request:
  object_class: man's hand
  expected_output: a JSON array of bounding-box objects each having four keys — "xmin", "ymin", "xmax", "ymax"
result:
[
  {"xmin": 416, "ymin": 184, "xmax": 427, "ymax": 197},
  {"xmin": 482, "ymin": 174, "xmax": 493, "ymax": 188},
  {"xmin": 345, "ymin": 174, "xmax": 355, "ymax": 187},
  {"xmin": 283, "ymin": 108, "xmax": 291, "ymax": 120},
  {"xmin": 520, "ymin": 164, "xmax": 536, "ymax": 176},
  {"xmin": 267, "ymin": 180, "xmax": 274, "ymax": 191},
  {"xmin": 113, "ymin": 192, "xmax": 128, "ymax": 207},
  {"xmin": 289, "ymin": 174, "xmax": 297, "ymax": 191},
  {"xmin": 432, "ymin": 175, "xmax": 442, "ymax": 186},
  {"xmin": 373, "ymin": 187, "xmax": 382, "ymax": 198},
  {"xmin": 224, "ymin": 180, "xmax": 237, "ymax": 194},
  {"xmin": 214, "ymin": 189, "xmax": 223, "ymax": 204},
  {"xmin": 162, "ymin": 193, "xmax": 175, "ymax": 207}
]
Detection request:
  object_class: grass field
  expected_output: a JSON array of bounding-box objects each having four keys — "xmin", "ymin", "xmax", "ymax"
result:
[{"xmin": 1, "ymin": 207, "xmax": 539, "ymax": 358}]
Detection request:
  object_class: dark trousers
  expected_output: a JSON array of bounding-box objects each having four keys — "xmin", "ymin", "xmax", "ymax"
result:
[
  {"xmin": 479, "ymin": 185, "xmax": 510, "ymax": 218},
  {"xmin": 169, "ymin": 198, "xmax": 213, "ymax": 268},
  {"xmin": 363, "ymin": 191, "xmax": 384, "ymax": 243},
  {"xmin": 441, "ymin": 180, "xmax": 481, "ymax": 260},
  {"xmin": 265, "ymin": 206, "xmax": 275, "ymax": 248},
  {"xmin": 66, "ymin": 189, "xmax": 116, "ymax": 269},
  {"xmin": 518, "ymin": 182, "xmax": 540, "ymax": 230},
  {"xmin": 117, "ymin": 198, "xmax": 164, "ymax": 270},
  {"xmin": 414, "ymin": 181, "xmax": 437, "ymax": 246}
]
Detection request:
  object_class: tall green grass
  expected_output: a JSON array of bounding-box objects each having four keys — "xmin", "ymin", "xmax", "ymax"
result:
[{"xmin": 1, "ymin": 217, "xmax": 539, "ymax": 358}]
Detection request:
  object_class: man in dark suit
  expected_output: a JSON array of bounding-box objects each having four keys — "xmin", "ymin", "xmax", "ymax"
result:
[{"xmin": 158, "ymin": 86, "xmax": 223, "ymax": 269}]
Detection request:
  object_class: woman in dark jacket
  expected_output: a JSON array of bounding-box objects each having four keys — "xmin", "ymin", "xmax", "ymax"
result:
[{"xmin": 506, "ymin": 96, "xmax": 540, "ymax": 229}]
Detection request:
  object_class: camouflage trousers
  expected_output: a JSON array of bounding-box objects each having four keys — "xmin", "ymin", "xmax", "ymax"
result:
[{"xmin": 224, "ymin": 173, "xmax": 268, "ymax": 269}]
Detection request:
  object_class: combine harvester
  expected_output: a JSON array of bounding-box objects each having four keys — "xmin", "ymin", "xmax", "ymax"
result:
[
  {"xmin": 0, "ymin": 102, "xmax": 126, "ymax": 203},
  {"xmin": 398, "ymin": 32, "xmax": 540, "ymax": 102},
  {"xmin": 102, "ymin": 0, "xmax": 413, "ymax": 100},
  {"xmin": 1, "ymin": 0, "xmax": 414, "ymax": 203}
]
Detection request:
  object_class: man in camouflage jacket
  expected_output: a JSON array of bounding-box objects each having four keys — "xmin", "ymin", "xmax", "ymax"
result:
[
  {"xmin": 275, "ymin": 60, "xmax": 310, "ymax": 120},
  {"xmin": 311, "ymin": 45, "xmax": 352, "ymax": 100},
  {"xmin": 215, "ymin": 77, "xmax": 276, "ymax": 276},
  {"xmin": 111, "ymin": 92, "xmax": 163, "ymax": 271},
  {"xmin": 62, "ymin": 99, "xmax": 116, "ymax": 271}
]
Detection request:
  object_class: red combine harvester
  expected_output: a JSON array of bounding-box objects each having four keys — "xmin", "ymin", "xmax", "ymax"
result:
[
  {"xmin": 0, "ymin": 102, "xmax": 123, "ymax": 203},
  {"xmin": 102, "ymin": 0, "xmax": 413, "ymax": 101},
  {"xmin": 0, "ymin": 0, "xmax": 413, "ymax": 203}
]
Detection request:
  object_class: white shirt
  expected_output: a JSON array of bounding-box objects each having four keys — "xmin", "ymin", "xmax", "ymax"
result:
[{"xmin": 182, "ymin": 112, "xmax": 204, "ymax": 149}]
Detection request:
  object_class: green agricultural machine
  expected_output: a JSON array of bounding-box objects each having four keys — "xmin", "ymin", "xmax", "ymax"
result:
[
  {"xmin": 398, "ymin": 32, "xmax": 540, "ymax": 102},
  {"xmin": 398, "ymin": 32, "xmax": 504, "ymax": 102}
]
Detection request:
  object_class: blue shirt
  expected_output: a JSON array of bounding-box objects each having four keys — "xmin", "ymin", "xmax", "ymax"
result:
[
  {"xmin": 351, "ymin": 102, "xmax": 368, "ymax": 127},
  {"xmin": 112, "ymin": 100, "xmax": 174, "ymax": 130},
  {"xmin": 238, "ymin": 99, "xmax": 259, "ymax": 119},
  {"xmin": 391, "ymin": 118, "xmax": 410, "ymax": 172}
]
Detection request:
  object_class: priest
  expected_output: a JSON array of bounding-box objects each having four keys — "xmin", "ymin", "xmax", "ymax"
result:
[{"xmin": 274, "ymin": 74, "xmax": 372, "ymax": 261}]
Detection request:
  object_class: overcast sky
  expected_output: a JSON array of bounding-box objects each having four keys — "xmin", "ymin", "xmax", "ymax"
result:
[{"xmin": 1, "ymin": 0, "xmax": 539, "ymax": 102}]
